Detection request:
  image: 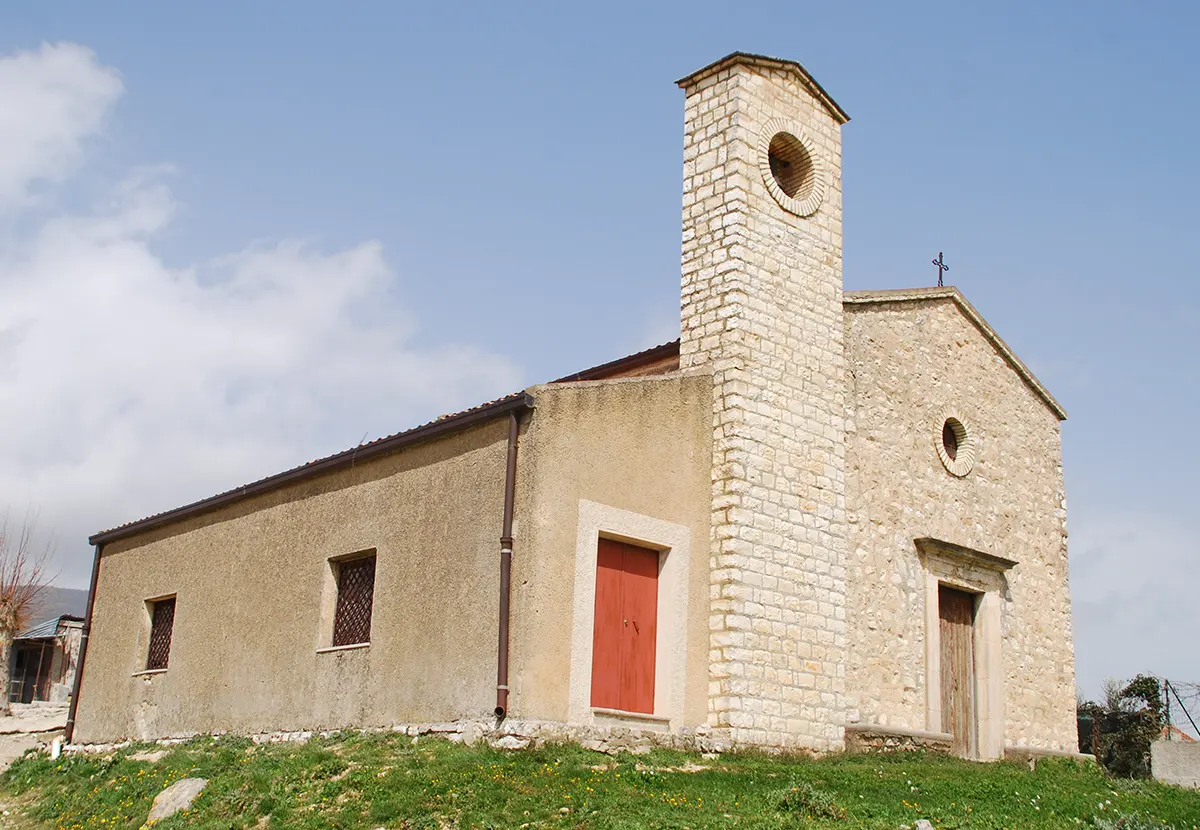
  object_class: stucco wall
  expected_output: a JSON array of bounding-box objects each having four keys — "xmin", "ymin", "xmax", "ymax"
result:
[
  {"xmin": 843, "ymin": 297, "xmax": 1076, "ymax": 752},
  {"xmin": 509, "ymin": 373, "xmax": 713, "ymax": 730},
  {"xmin": 1152, "ymin": 740, "xmax": 1200, "ymax": 789},
  {"xmin": 75, "ymin": 421, "xmax": 511, "ymax": 743},
  {"xmin": 75, "ymin": 373, "xmax": 713, "ymax": 744}
]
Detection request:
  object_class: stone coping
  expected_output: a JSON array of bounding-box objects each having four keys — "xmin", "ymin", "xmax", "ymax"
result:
[{"xmin": 674, "ymin": 52, "xmax": 850, "ymax": 124}]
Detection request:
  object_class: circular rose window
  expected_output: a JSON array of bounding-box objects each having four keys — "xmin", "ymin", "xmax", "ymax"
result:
[
  {"xmin": 758, "ymin": 118, "xmax": 825, "ymax": 217},
  {"xmin": 935, "ymin": 411, "xmax": 976, "ymax": 477}
]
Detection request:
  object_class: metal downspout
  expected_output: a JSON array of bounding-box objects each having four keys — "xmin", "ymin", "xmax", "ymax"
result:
[
  {"xmin": 64, "ymin": 542, "xmax": 103, "ymax": 744},
  {"xmin": 495, "ymin": 411, "xmax": 521, "ymax": 718}
]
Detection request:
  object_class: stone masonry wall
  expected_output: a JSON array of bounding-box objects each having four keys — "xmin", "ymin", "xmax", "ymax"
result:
[
  {"xmin": 843, "ymin": 297, "xmax": 1077, "ymax": 752},
  {"xmin": 678, "ymin": 61, "xmax": 848, "ymax": 750}
]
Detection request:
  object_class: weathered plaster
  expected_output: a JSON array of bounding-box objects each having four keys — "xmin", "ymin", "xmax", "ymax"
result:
[
  {"xmin": 508, "ymin": 373, "xmax": 714, "ymax": 732},
  {"xmin": 567, "ymin": 499, "xmax": 691, "ymax": 730}
]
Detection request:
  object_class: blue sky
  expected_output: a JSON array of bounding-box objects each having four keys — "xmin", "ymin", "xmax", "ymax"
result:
[{"xmin": 1, "ymin": 1, "xmax": 1196, "ymax": 702}]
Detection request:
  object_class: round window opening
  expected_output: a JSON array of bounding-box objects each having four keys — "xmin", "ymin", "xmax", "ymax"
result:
[
  {"xmin": 767, "ymin": 132, "xmax": 816, "ymax": 201},
  {"xmin": 942, "ymin": 418, "xmax": 963, "ymax": 461},
  {"xmin": 935, "ymin": 413, "xmax": 976, "ymax": 477}
]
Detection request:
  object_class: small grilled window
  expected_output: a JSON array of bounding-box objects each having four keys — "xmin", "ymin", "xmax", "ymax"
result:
[
  {"xmin": 146, "ymin": 597, "xmax": 176, "ymax": 671},
  {"xmin": 332, "ymin": 555, "xmax": 376, "ymax": 647}
]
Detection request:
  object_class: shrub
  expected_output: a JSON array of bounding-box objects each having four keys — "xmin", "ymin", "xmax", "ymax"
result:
[
  {"xmin": 1078, "ymin": 674, "xmax": 1163, "ymax": 778},
  {"xmin": 777, "ymin": 779, "xmax": 846, "ymax": 821}
]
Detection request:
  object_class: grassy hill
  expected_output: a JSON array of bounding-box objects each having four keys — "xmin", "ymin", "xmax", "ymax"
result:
[{"xmin": 2, "ymin": 732, "xmax": 1198, "ymax": 829}]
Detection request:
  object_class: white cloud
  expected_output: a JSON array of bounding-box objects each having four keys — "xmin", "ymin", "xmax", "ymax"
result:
[
  {"xmin": 0, "ymin": 43, "xmax": 123, "ymax": 210},
  {"xmin": 1071, "ymin": 510, "xmax": 1200, "ymax": 699},
  {"xmin": 0, "ymin": 45, "xmax": 520, "ymax": 584}
]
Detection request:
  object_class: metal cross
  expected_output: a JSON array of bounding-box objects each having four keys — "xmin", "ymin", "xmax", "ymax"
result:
[{"xmin": 932, "ymin": 252, "xmax": 950, "ymax": 287}]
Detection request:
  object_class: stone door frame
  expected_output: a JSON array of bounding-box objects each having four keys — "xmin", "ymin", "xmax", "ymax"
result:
[
  {"xmin": 568, "ymin": 500, "xmax": 692, "ymax": 731},
  {"xmin": 916, "ymin": 538, "xmax": 1015, "ymax": 760}
]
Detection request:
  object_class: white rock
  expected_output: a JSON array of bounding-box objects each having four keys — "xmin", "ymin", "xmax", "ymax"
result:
[
  {"xmin": 490, "ymin": 735, "xmax": 530, "ymax": 750},
  {"xmin": 145, "ymin": 777, "xmax": 207, "ymax": 824},
  {"xmin": 129, "ymin": 750, "xmax": 168, "ymax": 763},
  {"xmin": 461, "ymin": 722, "xmax": 483, "ymax": 746}
]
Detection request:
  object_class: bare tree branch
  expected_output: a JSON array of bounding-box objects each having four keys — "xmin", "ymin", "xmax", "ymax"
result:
[{"xmin": 0, "ymin": 509, "xmax": 56, "ymax": 715}]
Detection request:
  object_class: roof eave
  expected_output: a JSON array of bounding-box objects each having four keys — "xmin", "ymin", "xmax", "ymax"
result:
[
  {"xmin": 675, "ymin": 52, "xmax": 850, "ymax": 124},
  {"xmin": 89, "ymin": 392, "xmax": 535, "ymax": 547},
  {"xmin": 552, "ymin": 340, "xmax": 681, "ymax": 383},
  {"xmin": 844, "ymin": 287, "xmax": 1067, "ymax": 421}
]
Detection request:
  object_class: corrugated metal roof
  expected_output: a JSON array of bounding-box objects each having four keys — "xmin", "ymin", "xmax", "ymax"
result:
[{"xmin": 16, "ymin": 615, "xmax": 80, "ymax": 641}]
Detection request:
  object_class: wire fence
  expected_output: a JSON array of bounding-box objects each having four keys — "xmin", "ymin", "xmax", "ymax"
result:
[{"xmin": 1162, "ymin": 678, "xmax": 1200, "ymax": 741}]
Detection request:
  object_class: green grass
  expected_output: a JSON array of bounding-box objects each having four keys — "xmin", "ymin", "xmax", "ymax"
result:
[{"xmin": 2, "ymin": 733, "xmax": 1199, "ymax": 829}]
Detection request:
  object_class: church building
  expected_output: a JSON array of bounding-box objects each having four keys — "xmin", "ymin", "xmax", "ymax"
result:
[{"xmin": 67, "ymin": 53, "xmax": 1078, "ymax": 758}]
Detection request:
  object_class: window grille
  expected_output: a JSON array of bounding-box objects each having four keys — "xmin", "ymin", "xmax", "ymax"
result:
[
  {"xmin": 146, "ymin": 597, "xmax": 176, "ymax": 671},
  {"xmin": 332, "ymin": 556, "xmax": 376, "ymax": 647}
]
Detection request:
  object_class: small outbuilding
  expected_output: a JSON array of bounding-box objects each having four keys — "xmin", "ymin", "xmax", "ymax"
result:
[{"xmin": 8, "ymin": 587, "xmax": 87, "ymax": 704}]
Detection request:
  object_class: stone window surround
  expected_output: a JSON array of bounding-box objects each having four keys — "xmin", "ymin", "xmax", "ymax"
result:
[
  {"xmin": 568, "ymin": 500, "xmax": 691, "ymax": 731},
  {"xmin": 757, "ymin": 117, "xmax": 827, "ymax": 217},
  {"xmin": 935, "ymin": 408, "xmax": 977, "ymax": 478},
  {"xmin": 916, "ymin": 538, "xmax": 1016, "ymax": 760}
]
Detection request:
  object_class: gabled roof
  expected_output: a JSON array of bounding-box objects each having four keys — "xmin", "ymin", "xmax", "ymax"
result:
[
  {"xmin": 675, "ymin": 52, "xmax": 850, "ymax": 125},
  {"xmin": 844, "ymin": 286, "xmax": 1067, "ymax": 421}
]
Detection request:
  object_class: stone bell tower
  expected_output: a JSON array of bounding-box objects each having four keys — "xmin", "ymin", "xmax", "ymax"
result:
[{"xmin": 676, "ymin": 53, "xmax": 850, "ymax": 750}]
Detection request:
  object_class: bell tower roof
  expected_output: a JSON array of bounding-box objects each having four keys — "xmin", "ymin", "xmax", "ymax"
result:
[{"xmin": 675, "ymin": 52, "xmax": 850, "ymax": 125}]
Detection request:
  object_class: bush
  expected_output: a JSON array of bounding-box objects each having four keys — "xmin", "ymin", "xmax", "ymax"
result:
[
  {"xmin": 777, "ymin": 779, "xmax": 846, "ymax": 821},
  {"xmin": 1078, "ymin": 675, "xmax": 1163, "ymax": 778}
]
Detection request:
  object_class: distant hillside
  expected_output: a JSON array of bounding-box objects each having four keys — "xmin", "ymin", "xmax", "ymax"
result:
[{"xmin": 25, "ymin": 586, "xmax": 88, "ymax": 623}]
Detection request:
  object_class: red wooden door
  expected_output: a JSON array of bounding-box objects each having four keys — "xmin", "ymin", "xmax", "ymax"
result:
[
  {"xmin": 591, "ymin": 540, "xmax": 625, "ymax": 710},
  {"xmin": 590, "ymin": 539, "xmax": 659, "ymax": 714}
]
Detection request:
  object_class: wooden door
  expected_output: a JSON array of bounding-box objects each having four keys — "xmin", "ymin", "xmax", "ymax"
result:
[
  {"xmin": 590, "ymin": 538, "xmax": 659, "ymax": 714},
  {"xmin": 939, "ymin": 585, "xmax": 977, "ymax": 757}
]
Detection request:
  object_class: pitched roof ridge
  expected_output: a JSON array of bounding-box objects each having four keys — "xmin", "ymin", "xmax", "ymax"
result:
[
  {"xmin": 845, "ymin": 286, "xmax": 1067, "ymax": 420},
  {"xmin": 675, "ymin": 52, "xmax": 850, "ymax": 124}
]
